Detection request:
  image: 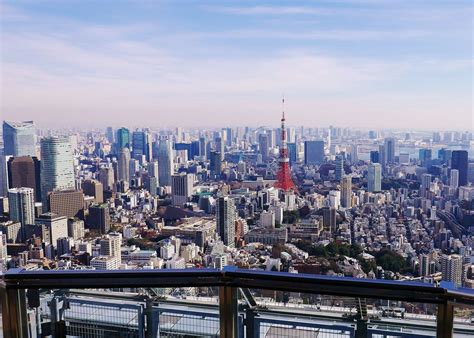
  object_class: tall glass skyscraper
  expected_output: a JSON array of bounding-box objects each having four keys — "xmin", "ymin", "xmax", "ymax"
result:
[
  {"xmin": 158, "ymin": 138, "xmax": 173, "ymax": 186},
  {"xmin": 2, "ymin": 121, "xmax": 36, "ymax": 156},
  {"xmin": 116, "ymin": 128, "xmax": 130, "ymax": 149},
  {"xmin": 368, "ymin": 163, "xmax": 382, "ymax": 192},
  {"xmin": 40, "ymin": 137, "xmax": 75, "ymax": 209},
  {"xmin": 216, "ymin": 196, "xmax": 236, "ymax": 247},
  {"xmin": 451, "ymin": 150, "xmax": 468, "ymax": 186},
  {"xmin": 304, "ymin": 140, "xmax": 325, "ymax": 165}
]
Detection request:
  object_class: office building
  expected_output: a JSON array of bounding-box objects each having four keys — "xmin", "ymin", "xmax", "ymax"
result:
[
  {"xmin": 105, "ymin": 127, "xmax": 114, "ymax": 144},
  {"xmin": 335, "ymin": 155, "xmax": 344, "ymax": 181},
  {"xmin": 287, "ymin": 143, "xmax": 297, "ymax": 165},
  {"xmin": 370, "ymin": 151, "xmax": 379, "ymax": 163},
  {"xmin": 0, "ymin": 221, "xmax": 22, "ymax": 243},
  {"xmin": 216, "ymin": 196, "xmax": 236, "ymax": 247},
  {"xmin": 199, "ymin": 137, "xmax": 207, "ymax": 158},
  {"xmin": 40, "ymin": 137, "xmax": 75, "ymax": 209},
  {"xmin": 87, "ymin": 204, "xmax": 110, "ymax": 234},
  {"xmin": 171, "ymin": 173, "xmax": 195, "ymax": 206},
  {"xmin": 158, "ymin": 138, "xmax": 173, "ymax": 186},
  {"xmin": 322, "ymin": 207, "xmax": 337, "ymax": 233},
  {"xmin": 450, "ymin": 169, "xmax": 459, "ymax": 189},
  {"xmin": 210, "ymin": 151, "xmax": 222, "ymax": 179},
  {"xmin": 420, "ymin": 174, "xmax": 432, "ymax": 198},
  {"xmin": 341, "ymin": 176, "xmax": 352, "ymax": 208},
  {"xmin": 382, "ymin": 137, "xmax": 396, "ymax": 166},
  {"xmin": 90, "ymin": 255, "xmax": 120, "ymax": 270},
  {"xmin": 419, "ymin": 148, "xmax": 432, "ymax": 167},
  {"xmin": 118, "ymin": 148, "xmax": 131, "ymax": 183},
  {"xmin": 451, "ymin": 150, "xmax": 468, "ymax": 186},
  {"xmin": 116, "ymin": 128, "xmax": 130, "ymax": 149},
  {"xmin": 132, "ymin": 130, "xmax": 146, "ymax": 159},
  {"xmin": 99, "ymin": 167, "xmax": 114, "ymax": 193},
  {"xmin": 8, "ymin": 187, "xmax": 35, "ymax": 226},
  {"xmin": 368, "ymin": 163, "xmax": 382, "ymax": 192},
  {"xmin": 36, "ymin": 213, "xmax": 68, "ymax": 246},
  {"xmin": 67, "ymin": 218, "xmax": 85, "ymax": 240},
  {"xmin": 48, "ymin": 190, "xmax": 85, "ymax": 219},
  {"xmin": 57, "ymin": 237, "xmax": 74, "ymax": 257},
  {"xmin": 2, "ymin": 121, "xmax": 36, "ymax": 156},
  {"xmin": 419, "ymin": 254, "xmax": 431, "ymax": 277},
  {"xmin": 215, "ymin": 137, "xmax": 225, "ymax": 161},
  {"xmin": 82, "ymin": 179, "xmax": 104, "ymax": 203},
  {"xmin": 147, "ymin": 160, "xmax": 159, "ymax": 179},
  {"xmin": 258, "ymin": 134, "xmax": 269, "ymax": 162},
  {"xmin": 0, "ymin": 231, "xmax": 6, "ymax": 263},
  {"xmin": 100, "ymin": 233, "xmax": 122, "ymax": 264},
  {"xmin": 7, "ymin": 156, "xmax": 41, "ymax": 202},
  {"xmin": 441, "ymin": 254, "xmax": 462, "ymax": 287},
  {"xmin": 304, "ymin": 141, "xmax": 324, "ymax": 165}
]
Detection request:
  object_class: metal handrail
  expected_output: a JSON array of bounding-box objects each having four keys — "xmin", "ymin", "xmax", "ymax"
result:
[
  {"xmin": 3, "ymin": 266, "xmax": 474, "ymax": 305},
  {"xmin": 1, "ymin": 266, "xmax": 474, "ymax": 338}
]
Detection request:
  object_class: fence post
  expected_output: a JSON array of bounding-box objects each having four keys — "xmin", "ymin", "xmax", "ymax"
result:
[
  {"xmin": 1, "ymin": 286, "xmax": 28, "ymax": 338},
  {"xmin": 436, "ymin": 301, "xmax": 454, "ymax": 338},
  {"xmin": 219, "ymin": 286, "xmax": 238, "ymax": 338}
]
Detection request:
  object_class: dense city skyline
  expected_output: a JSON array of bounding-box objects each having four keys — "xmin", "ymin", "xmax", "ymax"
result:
[{"xmin": 1, "ymin": 1, "xmax": 472, "ymax": 129}]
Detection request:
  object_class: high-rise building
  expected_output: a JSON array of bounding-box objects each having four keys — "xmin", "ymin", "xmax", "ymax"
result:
[
  {"xmin": 132, "ymin": 130, "xmax": 146, "ymax": 159},
  {"xmin": 99, "ymin": 166, "xmax": 115, "ymax": 191},
  {"xmin": 304, "ymin": 141, "xmax": 324, "ymax": 165},
  {"xmin": 441, "ymin": 254, "xmax": 462, "ymax": 287},
  {"xmin": 322, "ymin": 207, "xmax": 337, "ymax": 233},
  {"xmin": 2, "ymin": 121, "xmax": 36, "ymax": 156},
  {"xmin": 210, "ymin": 151, "xmax": 222, "ymax": 179},
  {"xmin": 199, "ymin": 137, "xmax": 207, "ymax": 158},
  {"xmin": 48, "ymin": 190, "xmax": 85, "ymax": 219},
  {"xmin": 105, "ymin": 127, "xmax": 114, "ymax": 144},
  {"xmin": 0, "ymin": 148, "xmax": 8, "ymax": 197},
  {"xmin": 215, "ymin": 137, "xmax": 225, "ymax": 161},
  {"xmin": 370, "ymin": 151, "xmax": 379, "ymax": 163},
  {"xmin": 368, "ymin": 163, "xmax": 382, "ymax": 192},
  {"xmin": 451, "ymin": 150, "xmax": 468, "ymax": 186},
  {"xmin": 382, "ymin": 137, "xmax": 396, "ymax": 166},
  {"xmin": 287, "ymin": 143, "xmax": 297, "ymax": 165},
  {"xmin": 335, "ymin": 155, "xmax": 344, "ymax": 181},
  {"xmin": 450, "ymin": 169, "xmax": 459, "ymax": 189},
  {"xmin": 158, "ymin": 138, "xmax": 173, "ymax": 186},
  {"xmin": 147, "ymin": 160, "xmax": 159, "ymax": 179},
  {"xmin": 36, "ymin": 212, "xmax": 68, "ymax": 246},
  {"xmin": 82, "ymin": 179, "xmax": 104, "ymax": 203},
  {"xmin": 341, "ymin": 176, "xmax": 352, "ymax": 208},
  {"xmin": 40, "ymin": 137, "xmax": 75, "ymax": 209},
  {"xmin": 100, "ymin": 232, "xmax": 122, "ymax": 264},
  {"xmin": 118, "ymin": 148, "xmax": 131, "ymax": 183},
  {"xmin": 419, "ymin": 254, "xmax": 431, "ymax": 277},
  {"xmin": 171, "ymin": 173, "xmax": 195, "ymax": 206},
  {"xmin": 8, "ymin": 187, "xmax": 35, "ymax": 227},
  {"xmin": 7, "ymin": 156, "xmax": 41, "ymax": 202},
  {"xmin": 216, "ymin": 196, "xmax": 236, "ymax": 247},
  {"xmin": 87, "ymin": 204, "xmax": 110, "ymax": 234},
  {"xmin": 420, "ymin": 173, "xmax": 432, "ymax": 198},
  {"xmin": 258, "ymin": 134, "xmax": 269, "ymax": 162},
  {"xmin": 419, "ymin": 148, "xmax": 432, "ymax": 167},
  {"xmin": 116, "ymin": 128, "xmax": 130, "ymax": 149},
  {"xmin": 67, "ymin": 218, "xmax": 85, "ymax": 239}
]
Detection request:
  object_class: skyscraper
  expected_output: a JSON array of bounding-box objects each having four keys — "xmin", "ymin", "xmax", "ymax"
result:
[
  {"xmin": 341, "ymin": 176, "xmax": 352, "ymax": 208},
  {"xmin": 199, "ymin": 137, "xmax": 207, "ymax": 158},
  {"xmin": 82, "ymin": 179, "xmax": 104, "ymax": 203},
  {"xmin": 171, "ymin": 173, "xmax": 195, "ymax": 206},
  {"xmin": 8, "ymin": 187, "xmax": 35, "ymax": 227},
  {"xmin": 7, "ymin": 156, "xmax": 41, "ymax": 202},
  {"xmin": 87, "ymin": 204, "xmax": 110, "ymax": 234},
  {"xmin": 99, "ymin": 166, "xmax": 115, "ymax": 191},
  {"xmin": 158, "ymin": 138, "xmax": 173, "ymax": 186},
  {"xmin": 382, "ymin": 137, "xmax": 396, "ymax": 166},
  {"xmin": 210, "ymin": 151, "xmax": 222, "ymax": 179},
  {"xmin": 419, "ymin": 148, "xmax": 432, "ymax": 167},
  {"xmin": 368, "ymin": 163, "xmax": 382, "ymax": 192},
  {"xmin": 335, "ymin": 155, "xmax": 344, "ymax": 181},
  {"xmin": 304, "ymin": 140, "xmax": 325, "ymax": 165},
  {"xmin": 420, "ymin": 173, "xmax": 432, "ymax": 198},
  {"xmin": 450, "ymin": 169, "xmax": 459, "ymax": 189},
  {"xmin": 105, "ymin": 126, "xmax": 114, "ymax": 144},
  {"xmin": 258, "ymin": 134, "xmax": 269, "ymax": 162},
  {"xmin": 441, "ymin": 254, "xmax": 462, "ymax": 287},
  {"xmin": 215, "ymin": 137, "xmax": 225, "ymax": 161},
  {"xmin": 216, "ymin": 196, "xmax": 236, "ymax": 247},
  {"xmin": 2, "ymin": 121, "xmax": 36, "ymax": 156},
  {"xmin": 132, "ymin": 130, "xmax": 146, "ymax": 159},
  {"xmin": 370, "ymin": 150, "xmax": 379, "ymax": 163},
  {"xmin": 40, "ymin": 137, "xmax": 75, "ymax": 209},
  {"xmin": 116, "ymin": 128, "xmax": 130, "ymax": 149},
  {"xmin": 118, "ymin": 148, "xmax": 131, "ymax": 183},
  {"xmin": 451, "ymin": 150, "xmax": 468, "ymax": 186}
]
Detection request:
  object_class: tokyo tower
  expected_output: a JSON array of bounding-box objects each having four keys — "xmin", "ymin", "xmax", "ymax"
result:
[{"xmin": 274, "ymin": 98, "xmax": 296, "ymax": 192}]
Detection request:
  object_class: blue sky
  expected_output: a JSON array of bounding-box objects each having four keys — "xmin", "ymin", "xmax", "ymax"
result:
[{"xmin": 1, "ymin": 0, "xmax": 472, "ymax": 129}]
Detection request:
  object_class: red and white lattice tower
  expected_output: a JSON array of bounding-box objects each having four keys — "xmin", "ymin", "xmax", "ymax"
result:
[{"xmin": 274, "ymin": 98, "xmax": 296, "ymax": 191}]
